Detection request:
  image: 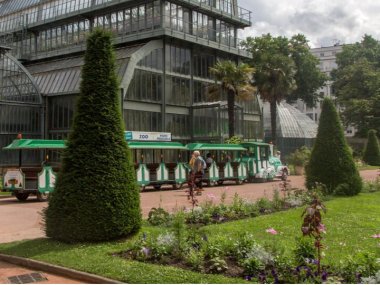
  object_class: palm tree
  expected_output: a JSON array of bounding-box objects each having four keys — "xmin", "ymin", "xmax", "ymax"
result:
[
  {"xmin": 209, "ymin": 60, "xmax": 255, "ymax": 138},
  {"xmin": 257, "ymin": 61, "xmax": 296, "ymax": 144},
  {"xmin": 242, "ymin": 34, "xmax": 297, "ymax": 144}
]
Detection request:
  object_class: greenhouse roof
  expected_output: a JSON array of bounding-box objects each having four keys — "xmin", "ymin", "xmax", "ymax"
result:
[{"xmin": 26, "ymin": 45, "xmax": 143, "ymax": 95}]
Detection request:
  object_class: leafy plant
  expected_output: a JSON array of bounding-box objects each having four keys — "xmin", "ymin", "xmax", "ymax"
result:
[
  {"xmin": 147, "ymin": 207, "xmax": 170, "ymax": 226},
  {"xmin": 208, "ymin": 256, "xmax": 228, "ymax": 274},
  {"xmin": 338, "ymin": 252, "xmax": 380, "ymax": 283},
  {"xmin": 301, "ymin": 192, "xmax": 326, "ymax": 273},
  {"xmin": 185, "ymin": 249, "xmax": 204, "ymax": 271},
  {"xmin": 293, "ymin": 237, "xmax": 316, "ymax": 265}
]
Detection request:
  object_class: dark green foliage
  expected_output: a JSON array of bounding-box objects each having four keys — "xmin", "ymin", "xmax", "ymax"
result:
[
  {"xmin": 363, "ymin": 129, "xmax": 380, "ymax": 166},
  {"xmin": 45, "ymin": 29, "xmax": 141, "ymax": 242},
  {"xmin": 306, "ymin": 98, "xmax": 362, "ymax": 195},
  {"xmin": 332, "ymin": 35, "xmax": 380, "ymax": 136}
]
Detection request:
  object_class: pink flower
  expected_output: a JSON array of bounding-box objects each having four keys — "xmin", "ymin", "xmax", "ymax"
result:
[
  {"xmin": 266, "ymin": 228, "xmax": 278, "ymax": 235},
  {"xmin": 371, "ymin": 234, "xmax": 380, "ymax": 238},
  {"xmin": 207, "ymin": 193, "xmax": 216, "ymax": 200},
  {"xmin": 318, "ymin": 223, "xmax": 327, "ymax": 234}
]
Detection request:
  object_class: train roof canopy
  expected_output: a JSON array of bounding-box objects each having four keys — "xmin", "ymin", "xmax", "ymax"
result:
[
  {"xmin": 127, "ymin": 141, "xmax": 187, "ymax": 150},
  {"xmin": 187, "ymin": 143, "xmax": 247, "ymax": 151},
  {"xmin": 3, "ymin": 139, "xmax": 66, "ymax": 150}
]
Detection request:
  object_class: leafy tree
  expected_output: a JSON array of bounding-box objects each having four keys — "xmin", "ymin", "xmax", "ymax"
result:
[
  {"xmin": 332, "ymin": 35, "xmax": 380, "ymax": 136},
  {"xmin": 306, "ymin": 98, "xmax": 362, "ymax": 196},
  {"xmin": 45, "ymin": 29, "xmax": 141, "ymax": 242},
  {"xmin": 209, "ymin": 60, "xmax": 255, "ymax": 138},
  {"xmin": 363, "ymin": 129, "xmax": 380, "ymax": 166},
  {"xmin": 242, "ymin": 34, "xmax": 326, "ymax": 143},
  {"xmin": 288, "ymin": 34, "xmax": 327, "ymax": 107}
]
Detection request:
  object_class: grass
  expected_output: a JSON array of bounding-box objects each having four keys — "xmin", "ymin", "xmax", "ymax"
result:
[
  {"xmin": 0, "ymin": 191, "xmax": 11, "ymax": 196},
  {"xmin": 357, "ymin": 165, "xmax": 380, "ymax": 171},
  {"xmin": 0, "ymin": 192, "xmax": 379, "ymax": 283}
]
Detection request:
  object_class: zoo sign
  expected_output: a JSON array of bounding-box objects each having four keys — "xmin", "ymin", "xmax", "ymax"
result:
[{"xmin": 125, "ymin": 131, "xmax": 171, "ymax": 142}]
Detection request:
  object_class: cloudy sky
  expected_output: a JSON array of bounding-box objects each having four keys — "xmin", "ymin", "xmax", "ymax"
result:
[{"xmin": 238, "ymin": 0, "xmax": 380, "ymax": 47}]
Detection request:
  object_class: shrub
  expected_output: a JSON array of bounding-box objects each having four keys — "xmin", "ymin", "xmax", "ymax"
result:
[
  {"xmin": 363, "ymin": 129, "xmax": 380, "ymax": 166},
  {"xmin": 338, "ymin": 252, "xmax": 380, "ymax": 283},
  {"xmin": 362, "ymin": 178, "xmax": 380, "ymax": 193},
  {"xmin": 306, "ymin": 98, "xmax": 362, "ymax": 195},
  {"xmin": 293, "ymin": 237, "xmax": 316, "ymax": 265},
  {"xmin": 286, "ymin": 146, "xmax": 311, "ymax": 167},
  {"xmin": 45, "ymin": 29, "xmax": 141, "ymax": 242},
  {"xmin": 185, "ymin": 249, "xmax": 204, "ymax": 271},
  {"xmin": 148, "ymin": 207, "xmax": 171, "ymax": 226}
]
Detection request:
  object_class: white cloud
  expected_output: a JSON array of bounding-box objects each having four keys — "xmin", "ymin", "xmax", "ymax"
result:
[{"xmin": 238, "ymin": 0, "xmax": 380, "ymax": 47}]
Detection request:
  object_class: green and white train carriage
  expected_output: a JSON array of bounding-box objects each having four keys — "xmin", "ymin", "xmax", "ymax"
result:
[
  {"xmin": 186, "ymin": 143, "xmax": 248, "ymax": 186},
  {"xmin": 128, "ymin": 141, "xmax": 188, "ymax": 191}
]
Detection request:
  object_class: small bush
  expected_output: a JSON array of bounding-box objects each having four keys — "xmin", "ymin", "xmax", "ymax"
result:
[
  {"xmin": 363, "ymin": 129, "xmax": 380, "ymax": 166},
  {"xmin": 148, "ymin": 208, "xmax": 171, "ymax": 226},
  {"xmin": 293, "ymin": 237, "xmax": 316, "ymax": 265}
]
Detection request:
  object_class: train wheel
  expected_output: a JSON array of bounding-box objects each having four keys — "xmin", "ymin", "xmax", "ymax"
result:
[
  {"xmin": 153, "ymin": 185, "xmax": 162, "ymax": 190},
  {"xmin": 217, "ymin": 181, "xmax": 223, "ymax": 185},
  {"xmin": 172, "ymin": 183, "xmax": 182, "ymax": 190},
  {"xmin": 36, "ymin": 192, "xmax": 49, "ymax": 202},
  {"xmin": 281, "ymin": 170, "xmax": 288, "ymax": 181},
  {"xmin": 15, "ymin": 193, "xmax": 29, "ymax": 201}
]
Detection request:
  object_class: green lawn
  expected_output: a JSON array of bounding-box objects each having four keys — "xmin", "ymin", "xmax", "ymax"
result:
[
  {"xmin": 357, "ymin": 165, "xmax": 379, "ymax": 171},
  {"xmin": 0, "ymin": 192, "xmax": 379, "ymax": 283},
  {"xmin": 0, "ymin": 191, "xmax": 11, "ymax": 196}
]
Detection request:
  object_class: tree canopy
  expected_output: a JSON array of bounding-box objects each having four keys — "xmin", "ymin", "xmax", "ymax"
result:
[
  {"xmin": 332, "ymin": 35, "xmax": 380, "ymax": 136},
  {"xmin": 242, "ymin": 34, "xmax": 326, "ymax": 143}
]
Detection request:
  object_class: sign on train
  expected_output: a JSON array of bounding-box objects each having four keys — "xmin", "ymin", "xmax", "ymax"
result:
[{"xmin": 125, "ymin": 131, "xmax": 171, "ymax": 142}]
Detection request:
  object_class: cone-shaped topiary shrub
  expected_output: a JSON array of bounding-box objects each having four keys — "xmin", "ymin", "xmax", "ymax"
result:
[
  {"xmin": 45, "ymin": 29, "xmax": 141, "ymax": 242},
  {"xmin": 363, "ymin": 129, "xmax": 380, "ymax": 166},
  {"xmin": 306, "ymin": 98, "xmax": 362, "ymax": 196}
]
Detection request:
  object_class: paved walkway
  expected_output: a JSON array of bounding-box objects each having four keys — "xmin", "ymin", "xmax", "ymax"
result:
[{"xmin": 0, "ymin": 261, "xmax": 82, "ymax": 284}]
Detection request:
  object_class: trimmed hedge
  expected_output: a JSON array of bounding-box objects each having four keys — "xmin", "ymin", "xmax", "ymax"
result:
[
  {"xmin": 45, "ymin": 29, "xmax": 141, "ymax": 242},
  {"xmin": 363, "ymin": 129, "xmax": 380, "ymax": 166},
  {"xmin": 306, "ymin": 98, "xmax": 362, "ymax": 195}
]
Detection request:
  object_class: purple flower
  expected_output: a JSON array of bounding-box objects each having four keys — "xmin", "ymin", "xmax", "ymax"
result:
[
  {"xmin": 322, "ymin": 271, "xmax": 328, "ymax": 281},
  {"xmin": 244, "ymin": 275, "xmax": 252, "ymax": 281},
  {"xmin": 141, "ymin": 246, "xmax": 150, "ymax": 256}
]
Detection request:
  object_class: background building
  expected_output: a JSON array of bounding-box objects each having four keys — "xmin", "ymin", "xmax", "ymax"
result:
[
  {"xmin": 262, "ymin": 101, "xmax": 318, "ymax": 157},
  {"xmin": 293, "ymin": 44, "xmax": 356, "ymax": 136},
  {"xmin": 0, "ymin": 0, "xmax": 262, "ymax": 166}
]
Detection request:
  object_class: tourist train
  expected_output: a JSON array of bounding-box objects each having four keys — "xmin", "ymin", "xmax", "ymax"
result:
[{"xmin": 1, "ymin": 132, "xmax": 288, "ymax": 201}]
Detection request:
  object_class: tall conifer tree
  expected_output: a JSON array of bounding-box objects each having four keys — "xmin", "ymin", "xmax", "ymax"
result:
[
  {"xmin": 363, "ymin": 129, "xmax": 380, "ymax": 166},
  {"xmin": 306, "ymin": 98, "xmax": 362, "ymax": 196},
  {"xmin": 45, "ymin": 29, "xmax": 141, "ymax": 242}
]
